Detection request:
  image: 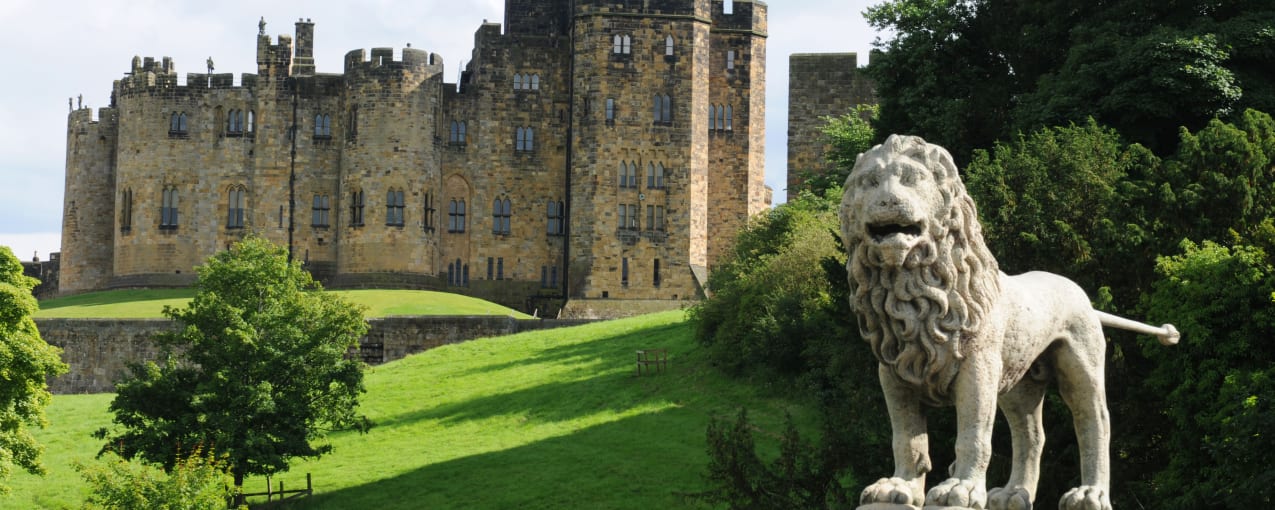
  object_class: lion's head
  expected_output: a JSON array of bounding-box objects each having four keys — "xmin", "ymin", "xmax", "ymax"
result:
[{"xmin": 839, "ymin": 135, "xmax": 1001, "ymax": 404}]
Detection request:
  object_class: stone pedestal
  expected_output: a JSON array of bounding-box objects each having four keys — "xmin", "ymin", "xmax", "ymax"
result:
[{"xmin": 857, "ymin": 505, "xmax": 977, "ymax": 510}]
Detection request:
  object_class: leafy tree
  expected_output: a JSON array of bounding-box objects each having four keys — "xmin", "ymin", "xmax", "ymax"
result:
[
  {"xmin": 794, "ymin": 104, "xmax": 880, "ymax": 197},
  {"xmin": 866, "ymin": 0, "xmax": 1275, "ymax": 158},
  {"xmin": 0, "ymin": 246, "xmax": 68, "ymax": 493},
  {"xmin": 1138, "ymin": 239, "xmax": 1275, "ymax": 508},
  {"xmin": 95, "ymin": 236, "xmax": 371, "ymax": 491},
  {"xmin": 77, "ymin": 448, "xmax": 241, "ymax": 510}
]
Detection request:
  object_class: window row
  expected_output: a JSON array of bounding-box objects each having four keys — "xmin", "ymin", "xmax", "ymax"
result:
[
  {"xmin": 447, "ymin": 259, "xmax": 470, "ymax": 287},
  {"xmin": 513, "ymin": 73, "xmax": 541, "ymax": 91},
  {"xmin": 711, "ymin": 104, "xmax": 734, "ymax": 132},
  {"xmin": 611, "ymin": 34, "xmax": 678, "ymax": 57},
  {"xmin": 620, "ymin": 257, "xmax": 662, "ymax": 287},
  {"xmin": 617, "ymin": 204, "xmax": 666, "ymax": 231},
  {"xmin": 618, "ymin": 161, "xmax": 666, "ymax": 189},
  {"xmin": 227, "ymin": 110, "xmax": 252, "ymax": 134}
]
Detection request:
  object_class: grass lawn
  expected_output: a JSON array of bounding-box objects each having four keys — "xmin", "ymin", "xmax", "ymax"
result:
[
  {"xmin": 34, "ymin": 289, "xmax": 531, "ymax": 319},
  {"xmin": 9, "ymin": 311, "xmax": 813, "ymax": 509}
]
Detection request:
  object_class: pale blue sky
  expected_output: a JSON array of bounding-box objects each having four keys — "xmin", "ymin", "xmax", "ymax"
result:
[{"xmin": 0, "ymin": 0, "xmax": 881, "ymax": 260}]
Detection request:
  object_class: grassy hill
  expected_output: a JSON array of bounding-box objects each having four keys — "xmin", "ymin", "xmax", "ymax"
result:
[
  {"xmin": 9, "ymin": 311, "xmax": 813, "ymax": 509},
  {"xmin": 34, "ymin": 289, "xmax": 532, "ymax": 319}
]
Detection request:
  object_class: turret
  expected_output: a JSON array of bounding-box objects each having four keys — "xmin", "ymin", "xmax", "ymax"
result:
[
  {"xmin": 59, "ymin": 107, "xmax": 119, "ymax": 294},
  {"xmin": 293, "ymin": 18, "xmax": 316, "ymax": 76}
]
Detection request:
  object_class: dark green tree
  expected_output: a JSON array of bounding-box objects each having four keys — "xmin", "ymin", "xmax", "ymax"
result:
[
  {"xmin": 0, "ymin": 246, "xmax": 68, "ymax": 492},
  {"xmin": 96, "ymin": 236, "xmax": 371, "ymax": 490},
  {"xmin": 866, "ymin": 0, "xmax": 1275, "ymax": 158}
]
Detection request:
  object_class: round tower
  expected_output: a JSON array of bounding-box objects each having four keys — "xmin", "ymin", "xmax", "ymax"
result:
[
  {"xmin": 59, "ymin": 106, "xmax": 119, "ymax": 294},
  {"xmin": 335, "ymin": 47, "xmax": 446, "ymax": 284}
]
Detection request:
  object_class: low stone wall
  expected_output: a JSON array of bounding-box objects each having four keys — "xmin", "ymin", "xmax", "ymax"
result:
[
  {"xmin": 559, "ymin": 299, "xmax": 695, "ymax": 319},
  {"xmin": 36, "ymin": 316, "xmax": 595, "ymax": 394}
]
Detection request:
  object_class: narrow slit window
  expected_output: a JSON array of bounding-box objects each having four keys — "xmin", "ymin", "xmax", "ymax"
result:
[{"xmin": 665, "ymin": 36, "xmax": 674, "ymax": 56}]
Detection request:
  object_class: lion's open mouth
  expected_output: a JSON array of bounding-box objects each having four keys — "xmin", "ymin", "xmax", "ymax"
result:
[{"xmin": 868, "ymin": 222, "xmax": 923, "ymax": 243}]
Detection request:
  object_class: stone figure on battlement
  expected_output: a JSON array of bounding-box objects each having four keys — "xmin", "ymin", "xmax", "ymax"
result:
[{"xmin": 840, "ymin": 135, "xmax": 1178, "ymax": 510}]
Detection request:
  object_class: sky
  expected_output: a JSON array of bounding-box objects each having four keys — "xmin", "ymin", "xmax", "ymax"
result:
[{"xmin": 0, "ymin": 0, "xmax": 882, "ymax": 262}]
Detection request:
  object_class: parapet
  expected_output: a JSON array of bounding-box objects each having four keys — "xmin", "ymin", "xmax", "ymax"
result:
[
  {"xmin": 790, "ymin": 53, "xmax": 861, "ymax": 72},
  {"xmin": 574, "ymin": 0, "xmax": 704, "ymax": 17},
  {"xmin": 343, "ymin": 47, "xmax": 443, "ymax": 74}
]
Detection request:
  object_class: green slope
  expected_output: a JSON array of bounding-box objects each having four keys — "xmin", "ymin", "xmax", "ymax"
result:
[
  {"xmin": 34, "ymin": 289, "xmax": 530, "ymax": 319},
  {"xmin": 9, "ymin": 311, "xmax": 811, "ymax": 509}
]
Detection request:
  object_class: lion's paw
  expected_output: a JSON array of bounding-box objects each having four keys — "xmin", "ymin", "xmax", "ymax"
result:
[
  {"xmin": 861, "ymin": 477, "xmax": 922, "ymax": 506},
  {"xmin": 1059, "ymin": 486, "xmax": 1111, "ymax": 510},
  {"xmin": 987, "ymin": 486, "xmax": 1031, "ymax": 510},
  {"xmin": 925, "ymin": 477, "xmax": 987, "ymax": 509}
]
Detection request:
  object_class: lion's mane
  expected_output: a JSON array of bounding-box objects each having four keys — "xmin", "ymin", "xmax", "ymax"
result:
[{"xmin": 840, "ymin": 135, "xmax": 1002, "ymax": 405}]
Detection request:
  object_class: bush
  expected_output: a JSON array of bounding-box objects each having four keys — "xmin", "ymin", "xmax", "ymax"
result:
[{"xmin": 77, "ymin": 448, "xmax": 241, "ymax": 510}]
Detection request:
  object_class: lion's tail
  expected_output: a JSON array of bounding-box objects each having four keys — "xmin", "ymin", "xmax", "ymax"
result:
[{"xmin": 1095, "ymin": 311, "xmax": 1180, "ymax": 346}]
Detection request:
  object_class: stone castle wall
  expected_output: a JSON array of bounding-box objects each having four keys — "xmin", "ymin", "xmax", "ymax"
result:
[
  {"xmin": 38, "ymin": 316, "xmax": 593, "ymax": 394},
  {"xmin": 786, "ymin": 53, "xmax": 876, "ymax": 193}
]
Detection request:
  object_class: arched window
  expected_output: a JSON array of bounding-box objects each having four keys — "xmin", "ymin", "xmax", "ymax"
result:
[
  {"xmin": 725, "ymin": 105, "xmax": 733, "ymax": 131},
  {"xmin": 347, "ymin": 106, "xmax": 359, "ymax": 140},
  {"xmin": 160, "ymin": 187, "xmax": 179, "ymax": 229},
  {"xmin": 531, "ymin": 74, "xmax": 540, "ymax": 90},
  {"xmin": 605, "ymin": 98, "xmax": 616, "ymax": 122},
  {"xmin": 492, "ymin": 198, "xmax": 511, "ymax": 234},
  {"xmin": 179, "ymin": 113, "xmax": 188, "ymax": 133},
  {"xmin": 315, "ymin": 114, "xmax": 325, "ymax": 136},
  {"xmin": 662, "ymin": 95, "xmax": 672, "ymax": 124},
  {"xmin": 450, "ymin": 121, "xmax": 459, "ymax": 142},
  {"xmin": 516, "ymin": 127, "xmax": 534, "ymax": 152},
  {"xmin": 247, "ymin": 110, "xmax": 255, "ymax": 133},
  {"xmin": 622, "ymin": 35, "xmax": 632, "ymax": 54},
  {"xmin": 513, "ymin": 74, "xmax": 523, "ymax": 90},
  {"xmin": 448, "ymin": 262, "xmax": 456, "ymax": 286},
  {"xmin": 547, "ymin": 199, "xmax": 565, "ymax": 235},
  {"xmin": 717, "ymin": 105, "xmax": 726, "ymax": 131},
  {"xmin": 226, "ymin": 185, "xmax": 246, "ymax": 229},
  {"xmin": 169, "ymin": 112, "xmax": 188, "ymax": 136},
  {"xmin": 655, "ymin": 163, "xmax": 665, "ymax": 188},
  {"xmin": 227, "ymin": 110, "xmax": 241, "ymax": 134},
  {"xmin": 350, "ymin": 189, "xmax": 365, "ymax": 226},
  {"xmin": 448, "ymin": 199, "xmax": 466, "ymax": 233},
  {"xmin": 386, "ymin": 189, "xmax": 405, "ymax": 226},
  {"xmin": 618, "ymin": 162, "xmax": 628, "ymax": 187},
  {"xmin": 665, "ymin": 35, "xmax": 674, "ymax": 56},
  {"xmin": 613, "ymin": 35, "xmax": 623, "ymax": 54},
  {"xmin": 727, "ymin": 50, "xmax": 736, "ymax": 70},
  {"xmin": 458, "ymin": 121, "xmax": 466, "ymax": 143},
  {"xmin": 647, "ymin": 162, "xmax": 655, "ymax": 189}
]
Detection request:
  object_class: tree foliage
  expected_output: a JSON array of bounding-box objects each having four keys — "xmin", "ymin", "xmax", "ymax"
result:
[
  {"xmin": 1139, "ymin": 239, "xmax": 1275, "ymax": 508},
  {"xmin": 77, "ymin": 448, "xmax": 241, "ymax": 510},
  {"xmin": 794, "ymin": 104, "xmax": 880, "ymax": 197},
  {"xmin": 866, "ymin": 0, "xmax": 1275, "ymax": 159},
  {"xmin": 0, "ymin": 246, "xmax": 67, "ymax": 493},
  {"xmin": 95, "ymin": 236, "xmax": 371, "ymax": 488}
]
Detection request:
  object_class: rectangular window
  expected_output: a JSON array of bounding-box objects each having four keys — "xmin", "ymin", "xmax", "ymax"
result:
[
  {"xmin": 488, "ymin": 257, "xmax": 495, "ymax": 280},
  {"xmin": 541, "ymin": 266, "xmax": 548, "ymax": 288},
  {"xmin": 448, "ymin": 199, "xmax": 466, "ymax": 233},
  {"xmin": 605, "ymin": 98, "xmax": 615, "ymax": 122},
  {"xmin": 655, "ymin": 206, "xmax": 665, "ymax": 231},
  {"xmin": 423, "ymin": 193, "xmax": 435, "ymax": 231},
  {"xmin": 547, "ymin": 200, "xmax": 564, "ymax": 235},
  {"xmin": 497, "ymin": 258, "xmax": 504, "ymax": 280},
  {"xmin": 618, "ymin": 204, "xmax": 627, "ymax": 231},
  {"xmin": 653, "ymin": 259, "xmax": 661, "ymax": 287},
  {"xmin": 727, "ymin": 50, "xmax": 736, "ymax": 70},
  {"xmin": 386, "ymin": 190, "xmax": 405, "ymax": 226},
  {"xmin": 160, "ymin": 188, "xmax": 179, "ymax": 229},
  {"xmin": 350, "ymin": 190, "xmax": 365, "ymax": 227},
  {"xmin": 312, "ymin": 194, "xmax": 330, "ymax": 227},
  {"xmin": 622, "ymin": 258, "xmax": 630, "ymax": 286},
  {"xmin": 629, "ymin": 204, "xmax": 639, "ymax": 230}
]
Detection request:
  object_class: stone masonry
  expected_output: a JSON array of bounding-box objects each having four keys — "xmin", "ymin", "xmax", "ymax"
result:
[
  {"xmin": 60, "ymin": 1, "xmax": 771, "ymax": 314},
  {"xmin": 786, "ymin": 52, "xmax": 875, "ymax": 193}
]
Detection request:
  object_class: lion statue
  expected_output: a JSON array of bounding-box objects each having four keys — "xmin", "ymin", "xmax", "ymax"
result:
[{"xmin": 839, "ymin": 135, "xmax": 1178, "ymax": 510}]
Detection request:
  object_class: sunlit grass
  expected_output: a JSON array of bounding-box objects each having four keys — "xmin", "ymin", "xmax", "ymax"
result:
[
  {"xmin": 35, "ymin": 289, "xmax": 530, "ymax": 319},
  {"xmin": 11, "ymin": 311, "xmax": 813, "ymax": 509}
]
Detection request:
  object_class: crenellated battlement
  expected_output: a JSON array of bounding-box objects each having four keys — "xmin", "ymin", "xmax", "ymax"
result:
[
  {"xmin": 343, "ymin": 47, "xmax": 443, "ymax": 74},
  {"xmin": 572, "ymin": 0, "xmax": 708, "ymax": 18},
  {"xmin": 67, "ymin": 106, "xmax": 118, "ymax": 127}
]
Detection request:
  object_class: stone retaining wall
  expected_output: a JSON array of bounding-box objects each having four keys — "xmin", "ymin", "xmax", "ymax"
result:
[{"xmin": 36, "ymin": 316, "xmax": 594, "ymax": 394}]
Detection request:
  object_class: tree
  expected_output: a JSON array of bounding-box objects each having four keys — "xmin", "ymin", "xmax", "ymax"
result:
[
  {"xmin": 866, "ymin": 0, "xmax": 1275, "ymax": 159},
  {"xmin": 95, "ymin": 236, "xmax": 371, "ymax": 491},
  {"xmin": 0, "ymin": 246, "xmax": 68, "ymax": 493},
  {"xmin": 794, "ymin": 105, "xmax": 880, "ymax": 197}
]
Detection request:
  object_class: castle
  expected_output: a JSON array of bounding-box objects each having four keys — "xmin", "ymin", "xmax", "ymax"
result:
[{"xmin": 60, "ymin": 0, "xmax": 770, "ymax": 315}]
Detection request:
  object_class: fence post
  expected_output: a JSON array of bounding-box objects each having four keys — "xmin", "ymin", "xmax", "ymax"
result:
[
  {"xmin": 265, "ymin": 474, "xmax": 272, "ymax": 502},
  {"xmin": 307, "ymin": 473, "xmax": 313, "ymax": 495}
]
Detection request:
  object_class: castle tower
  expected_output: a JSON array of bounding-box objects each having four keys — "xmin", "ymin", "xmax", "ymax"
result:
[
  {"xmin": 59, "ymin": 106, "xmax": 118, "ymax": 294},
  {"xmin": 567, "ymin": 0, "xmax": 716, "ymax": 301},
  {"xmin": 707, "ymin": 0, "xmax": 768, "ymax": 266},
  {"xmin": 786, "ymin": 53, "xmax": 875, "ymax": 193},
  {"xmin": 335, "ymin": 47, "xmax": 446, "ymax": 280}
]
